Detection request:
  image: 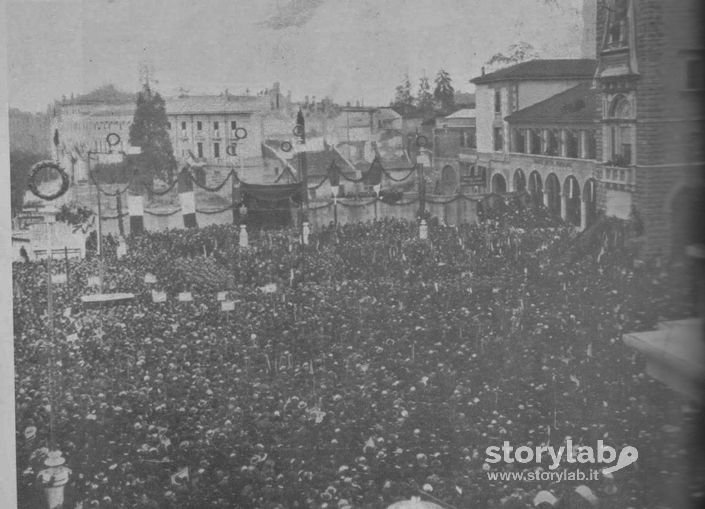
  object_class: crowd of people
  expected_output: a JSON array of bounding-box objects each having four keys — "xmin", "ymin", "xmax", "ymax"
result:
[{"xmin": 12, "ymin": 208, "xmax": 702, "ymax": 508}]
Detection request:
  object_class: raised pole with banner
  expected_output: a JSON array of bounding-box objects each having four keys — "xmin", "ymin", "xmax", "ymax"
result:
[
  {"xmin": 180, "ymin": 191, "xmax": 197, "ymax": 228},
  {"xmin": 127, "ymin": 194, "xmax": 144, "ymax": 234}
]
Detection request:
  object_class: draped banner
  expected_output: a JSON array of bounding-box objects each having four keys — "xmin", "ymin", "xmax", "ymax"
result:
[
  {"xmin": 364, "ymin": 156, "xmax": 383, "ymax": 186},
  {"xmin": 240, "ymin": 182, "xmax": 304, "ymax": 203},
  {"xmin": 127, "ymin": 194, "xmax": 144, "ymax": 234},
  {"xmin": 180, "ymin": 191, "xmax": 197, "ymax": 228}
]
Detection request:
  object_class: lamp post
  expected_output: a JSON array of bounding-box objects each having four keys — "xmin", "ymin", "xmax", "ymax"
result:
[
  {"xmin": 331, "ymin": 185, "xmax": 339, "ymax": 227},
  {"xmin": 27, "ymin": 161, "xmax": 72, "ymax": 509},
  {"xmin": 415, "ymin": 135, "xmax": 429, "ymax": 239}
]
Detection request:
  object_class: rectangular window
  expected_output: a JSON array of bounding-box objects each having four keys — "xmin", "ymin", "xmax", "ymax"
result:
[
  {"xmin": 230, "ymin": 121, "xmax": 237, "ymax": 131},
  {"xmin": 197, "ymin": 121, "xmax": 203, "ymax": 131},
  {"xmin": 685, "ymin": 59, "xmax": 705, "ymax": 90},
  {"xmin": 530, "ymin": 130, "xmax": 541, "ymax": 154},
  {"xmin": 513, "ymin": 129, "xmax": 526, "ymax": 153},
  {"xmin": 197, "ymin": 142, "xmax": 203, "ymax": 158},
  {"xmin": 213, "ymin": 143, "xmax": 220, "ymax": 158},
  {"xmin": 213, "ymin": 121, "xmax": 219, "ymax": 131},
  {"xmin": 621, "ymin": 143, "xmax": 632, "ymax": 165},
  {"xmin": 584, "ymin": 130, "xmax": 596, "ymax": 159},
  {"xmin": 546, "ymin": 130, "xmax": 559, "ymax": 156},
  {"xmin": 181, "ymin": 121, "xmax": 187, "ymax": 130},
  {"xmin": 167, "ymin": 122, "xmax": 171, "ymax": 130},
  {"xmin": 494, "ymin": 90, "xmax": 502, "ymax": 114},
  {"xmin": 493, "ymin": 127, "xmax": 503, "ymax": 151},
  {"xmin": 566, "ymin": 131, "xmax": 579, "ymax": 158}
]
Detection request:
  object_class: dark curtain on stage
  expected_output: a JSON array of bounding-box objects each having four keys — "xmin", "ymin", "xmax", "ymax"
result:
[{"xmin": 240, "ymin": 182, "xmax": 304, "ymax": 229}]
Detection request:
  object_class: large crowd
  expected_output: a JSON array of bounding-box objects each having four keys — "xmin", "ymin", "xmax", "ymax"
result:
[{"xmin": 12, "ymin": 208, "xmax": 703, "ymax": 508}]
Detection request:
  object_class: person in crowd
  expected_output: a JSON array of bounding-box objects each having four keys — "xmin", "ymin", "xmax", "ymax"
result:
[{"xmin": 12, "ymin": 208, "xmax": 701, "ymax": 509}]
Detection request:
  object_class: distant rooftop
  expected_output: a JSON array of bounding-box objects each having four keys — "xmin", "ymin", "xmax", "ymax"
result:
[
  {"xmin": 471, "ymin": 59, "xmax": 597, "ymax": 85},
  {"xmin": 505, "ymin": 82, "xmax": 599, "ymax": 124},
  {"xmin": 61, "ymin": 85, "xmax": 136, "ymax": 106},
  {"xmin": 167, "ymin": 95, "xmax": 265, "ymax": 115},
  {"xmin": 58, "ymin": 85, "xmax": 270, "ymax": 115},
  {"xmin": 445, "ymin": 108, "xmax": 476, "ymax": 119}
]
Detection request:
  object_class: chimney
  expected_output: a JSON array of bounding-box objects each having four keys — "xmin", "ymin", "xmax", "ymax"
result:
[{"xmin": 481, "ymin": 66, "xmax": 485, "ymax": 76}]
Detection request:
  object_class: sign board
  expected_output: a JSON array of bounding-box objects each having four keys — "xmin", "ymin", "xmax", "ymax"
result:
[
  {"xmin": 144, "ymin": 273, "xmax": 157, "ymax": 284},
  {"xmin": 127, "ymin": 195, "xmax": 144, "ymax": 216},
  {"xmin": 461, "ymin": 176, "xmax": 486, "ymax": 186},
  {"xmin": 259, "ymin": 283, "xmax": 278, "ymax": 294},
  {"xmin": 179, "ymin": 192, "xmax": 196, "ymax": 215},
  {"xmin": 117, "ymin": 244, "xmax": 127, "ymax": 259},
  {"xmin": 221, "ymin": 301, "xmax": 235, "ymax": 312},
  {"xmin": 96, "ymin": 152, "xmax": 124, "ymax": 165},
  {"xmin": 51, "ymin": 273, "xmax": 67, "ymax": 284},
  {"xmin": 152, "ymin": 290, "xmax": 167, "ymax": 303},
  {"xmin": 87, "ymin": 276, "xmax": 100, "ymax": 287},
  {"xmin": 217, "ymin": 291, "xmax": 228, "ymax": 301},
  {"xmin": 178, "ymin": 292, "xmax": 193, "ymax": 302}
]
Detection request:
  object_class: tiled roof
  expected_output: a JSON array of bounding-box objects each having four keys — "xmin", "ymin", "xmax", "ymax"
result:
[
  {"xmin": 288, "ymin": 148, "xmax": 352, "ymax": 177},
  {"xmin": 166, "ymin": 95, "xmax": 264, "ymax": 115},
  {"xmin": 445, "ymin": 108, "xmax": 476, "ymax": 119},
  {"xmin": 471, "ymin": 59, "xmax": 597, "ymax": 84},
  {"xmin": 504, "ymin": 82, "xmax": 599, "ymax": 125}
]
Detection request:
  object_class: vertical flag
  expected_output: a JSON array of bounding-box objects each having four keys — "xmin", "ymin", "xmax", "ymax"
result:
[
  {"xmin": 180, "ymin": 191, "xmax": 197, "ymax": 228},
  {"xmin": 127, "ymin": 194, "xmax": 144, "ymax": 234},
  {"xmin": 178, "ymin": 167, "xmax": 198, "ymax": 228}
]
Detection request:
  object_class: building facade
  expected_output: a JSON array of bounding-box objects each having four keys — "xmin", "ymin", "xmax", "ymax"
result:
[
  {"xmin": 50, "ymin": 84, "xmax": 286, "ymax": 185},
  {"xmin": 593, "ymin": 0, "xmax": 705, "ymax": 256},
  {"xmin": 432, "ymin": 108, "xmax": 479, "ymax": 195}
]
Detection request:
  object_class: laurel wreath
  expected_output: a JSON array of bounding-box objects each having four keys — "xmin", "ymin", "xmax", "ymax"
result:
[{"xmin": 28, "ymin": 161, "xmax": 70, "ymax": 201}]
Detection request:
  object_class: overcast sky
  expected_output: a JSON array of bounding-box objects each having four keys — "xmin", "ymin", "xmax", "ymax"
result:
[{"xmin": 6, "ymin": 0, "xmax": 586, "ymax": 112}]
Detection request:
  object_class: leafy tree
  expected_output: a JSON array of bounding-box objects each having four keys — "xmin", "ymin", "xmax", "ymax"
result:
[
  {"xmin": 433, "ymin": 69, "xmax": 455, "ymax": 114},
  {"xmin": 129, "ymin": 84, "xmax": 176, "ymax": 185},
  {"xmin": 391, "ymin": 74, "xmax": 415, "ymax": 116},
  {"xmin": 485, "ymin": 42, "xmax": 540, "ymax": 72},
  {"xmin": 10, "ymin": 150, "xmax": 44, "ymax": 214},
  {"xmin": 415, "ymin": 76, "xmax": 434, "ymax": 117}
]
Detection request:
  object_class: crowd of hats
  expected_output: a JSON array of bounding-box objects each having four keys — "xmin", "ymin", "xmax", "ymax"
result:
[{"xmin": 12, "ymin": 210, "xmax": 701, "ymax": 509}]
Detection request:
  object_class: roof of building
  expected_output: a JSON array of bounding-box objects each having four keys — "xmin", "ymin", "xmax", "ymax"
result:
[
  {"xmin": 444, "ymin": 108, "xmax": 476, "ymax": 119},
  {"xmin": 471, "ymin": 59, "xmax": 597, "ymax": 85},
  {"xmin": 61, "ymin": 85, "xmax": 135, "ymax": 106},
  {"xmin": 287, "ymin": 146, "xmax": 353, "ymax": 177},
  {"xmin": 504, "ymin": 82, "xmax": 599, "ymax": 125},
  {"xmin": 166, "ymin": 95, "xmax": 264, "ymax": 115}
]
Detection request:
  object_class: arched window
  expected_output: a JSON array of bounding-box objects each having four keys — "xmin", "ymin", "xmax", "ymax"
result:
[
  {"xmin": 609, "ymin": 95, "xmax": 631, "ymax": 119},
  {"xmin": 608, "ymin": 95, "xmax": 634, "ymax": 166}
]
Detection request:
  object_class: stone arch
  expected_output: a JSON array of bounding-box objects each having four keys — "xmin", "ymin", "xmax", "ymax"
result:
[
  {"xmin": 440, "ymin": 165, "xmax": 458, "ymax": 195},
  {"xmin": 582, "ymin": 178, "xmax": 598, "ymax": 229},
  {"xmin": 669, "ymin": 183, "xmax": 705, "ymax": 258},
  {"xmin": 609, "ymin": 94, "xmax": 632, "ymax": 119},
  {"xmin": 545, "ymin": 173, "xmax": 561, "ymax": 217},
  {"xmin": 513, "ymin": 168, "xmax": 527, "ymax": 193},
  {"xmin": 491, "ymin": 173, "xmax": 507, "ymax": 194},
  {"xmin": 528, "ymin": 170, "xmax": 543, "ymax": 208},
  {"xmin": 563, "ymin": 175, "xmax": 581, "ymax": 226}
]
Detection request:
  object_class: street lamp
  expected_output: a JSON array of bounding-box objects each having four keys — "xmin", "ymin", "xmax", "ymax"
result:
[
  {"xmin": 27, "ymin": 160, "xmax": 72, "ymax": 509},
  {"xmin": 414, "ymin": 135, "xmax": 430, "ymax": 239}
]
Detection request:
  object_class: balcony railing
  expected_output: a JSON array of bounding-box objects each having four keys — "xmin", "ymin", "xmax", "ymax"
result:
[{"xmin": 595, "ymin": 164, "xmax": 635, "ymax": 190}]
